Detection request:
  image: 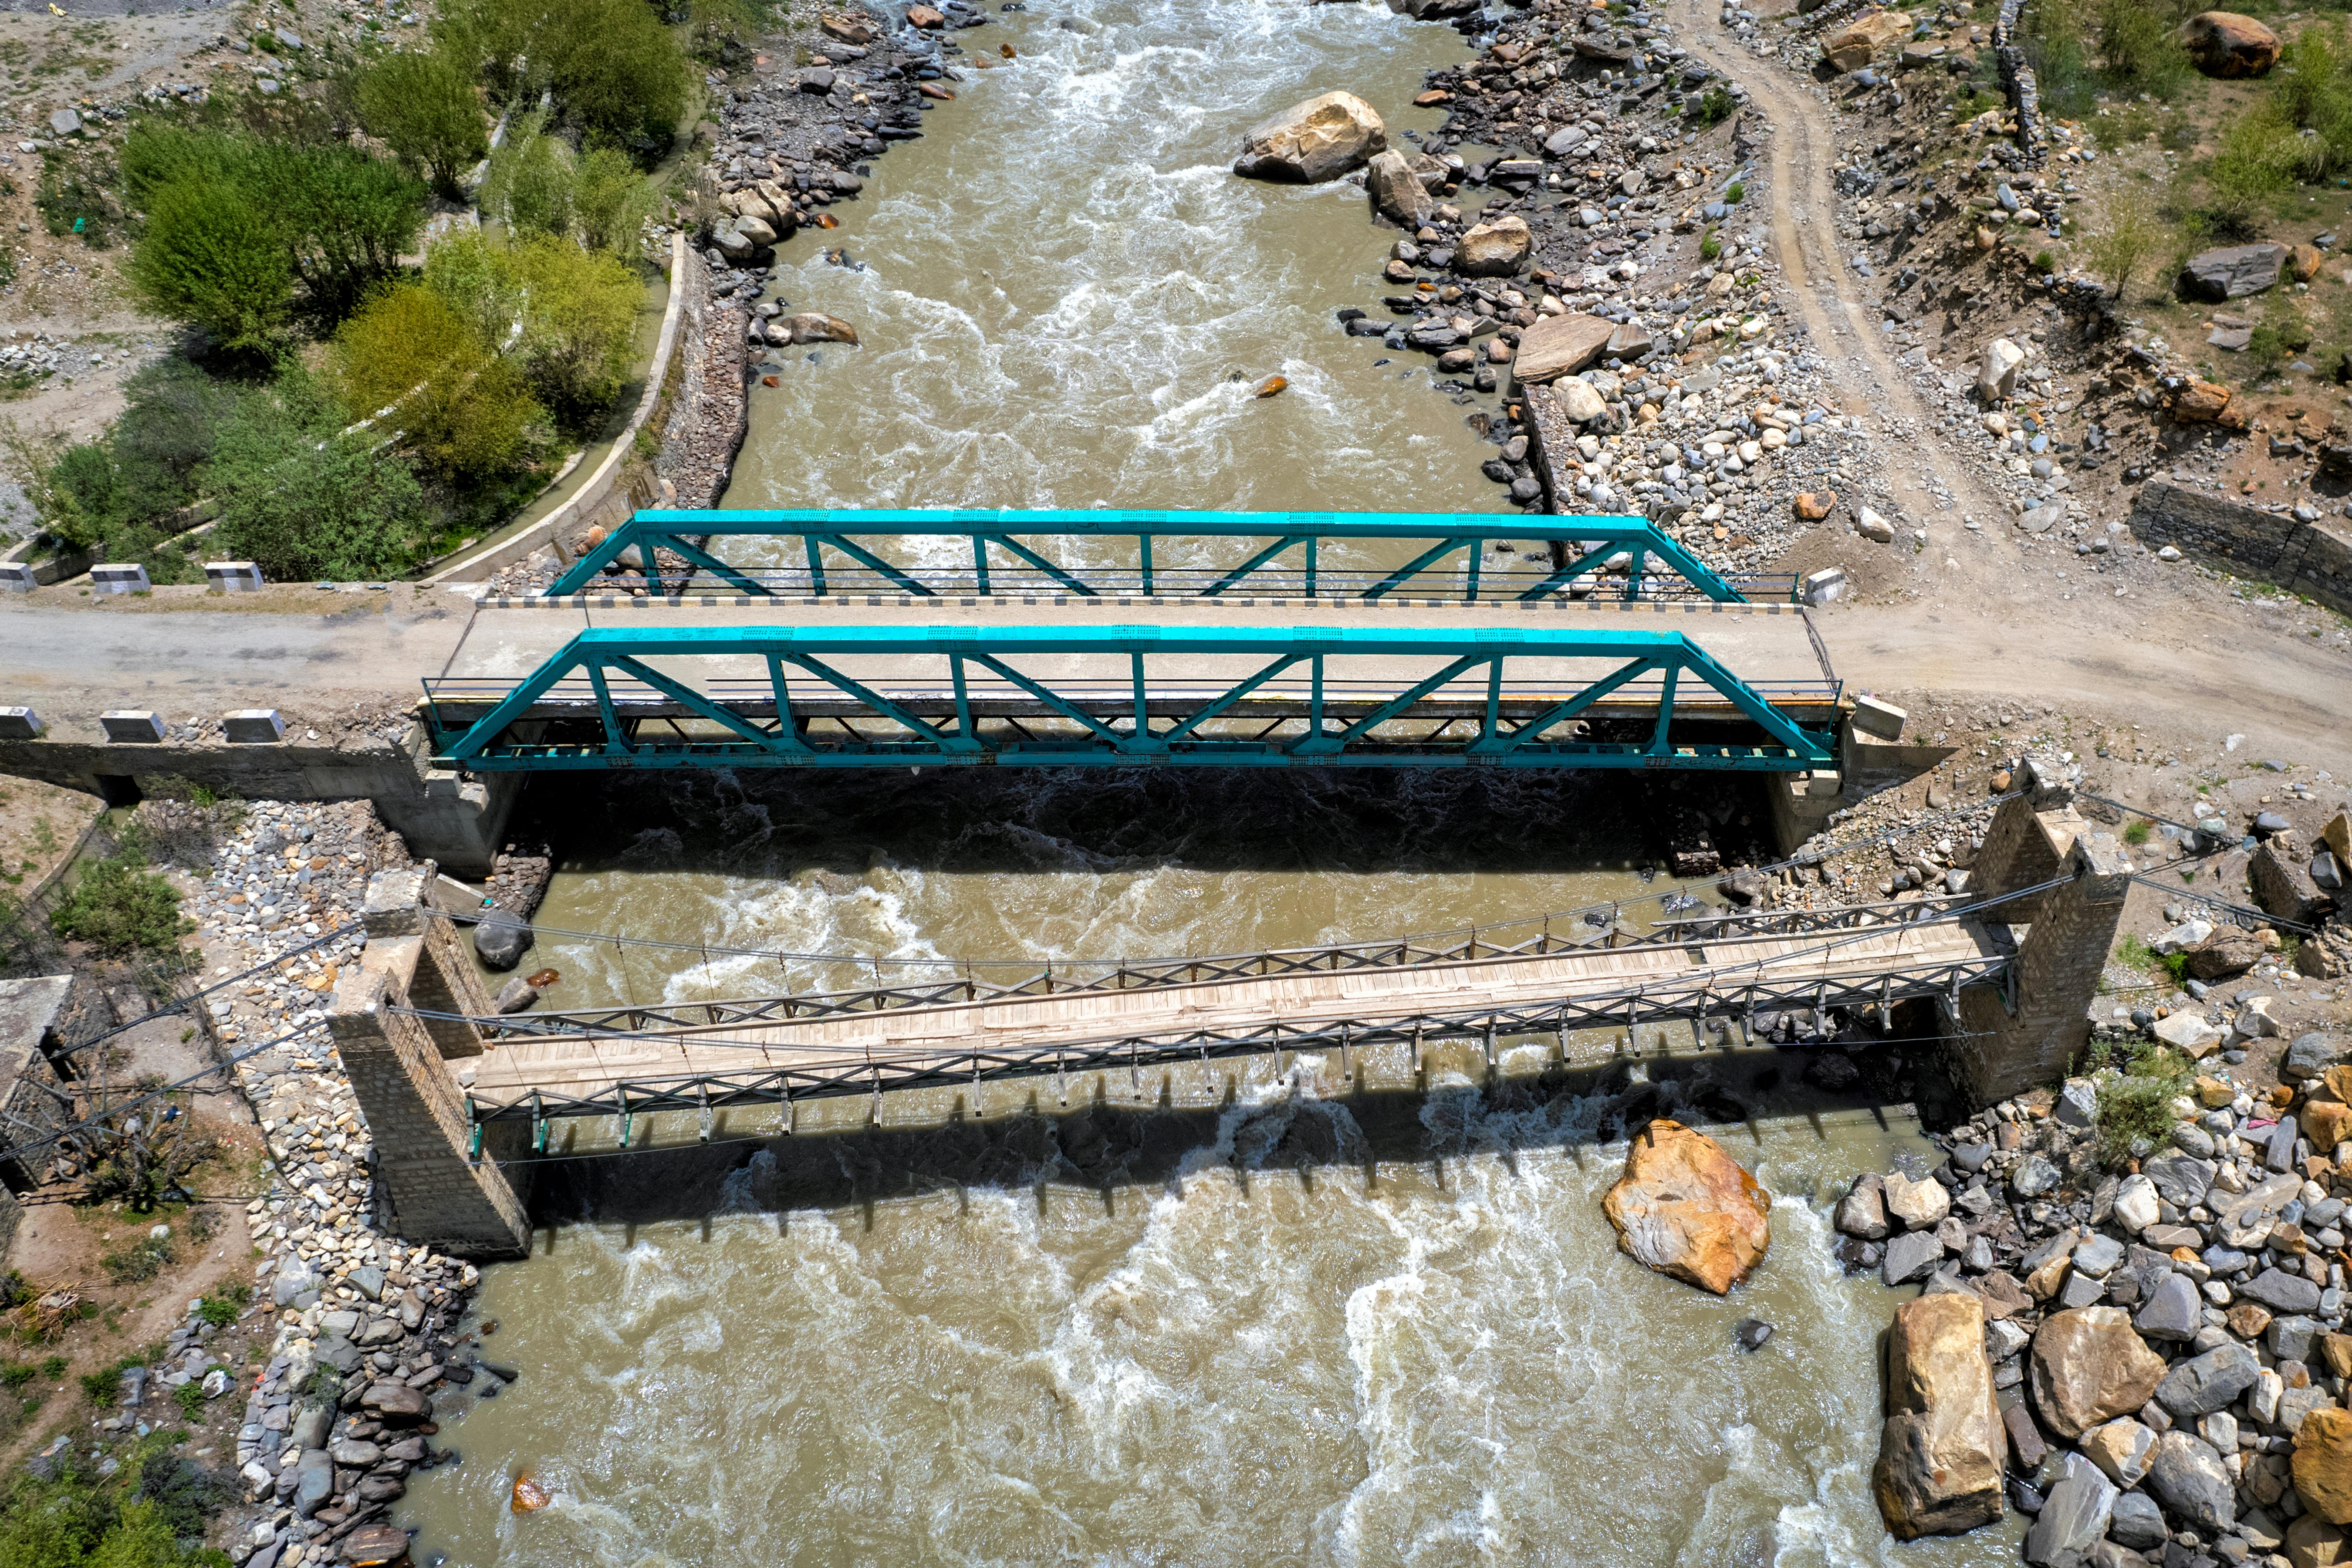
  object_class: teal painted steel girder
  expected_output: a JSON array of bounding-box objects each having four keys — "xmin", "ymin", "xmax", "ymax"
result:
[
  {"xmin": 541, "ymin": 507, "xmax": 1766, "ymax": 605},
  {"xmin": 427, "ymin": 624, "xmax": 1838, "ymax": 774}
]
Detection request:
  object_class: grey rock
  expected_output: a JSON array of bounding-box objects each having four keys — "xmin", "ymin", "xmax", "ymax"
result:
[
  {"xmin": 2271, "ymin": 1314, "xmax": 2323, "ymax": 1363},
  {"xmin": 2135, "ymin": 1273, "xmax": 2203, "ymax": 1342},
  {"xmin": 291, "ymin": 1452, "xmax": 333, "ymax": 1519},
  {"xmin": 2171, "ymin": 1122, "xmax": 2217, "ymax": 1159},
  {"xmin": 347, "ymin": 1266, "xmax": 385, "ymax": 1302},
  {"xmin": 271, "ymin": 1261, "xmax": 319, "ymax": 1310},
  {"xmin": 2240, "ymin": 1266, "xmax": 2323, "ymax": 1314},
  {"xmin": 1882, "ymin": 1229, "xmax": 1944, "ymax": 1285},
  {"xmin": 2011, "ymin": 1154, "xmax": 2062, "ymax": 1198},
  {"xmin": 288, "ymin": 1406, "xmax": 331, "ymax": 1451},
  {"xmin": 47, "ymin": 108, "xmax": 78, "ymax": 137},
  {"xmin": 2145, "ymin": 1430, "xmax": 2235, "ymax": 1532},
  {"xmin": 494, "ymin": 977, "xmax": 540, "ymax": 1014},
  {"xmin": 2024, "ymin": 1456, "xmax": 2117, "ymax": 1567},
  {"xmin": 2108, "ymin": 1490, "xmax": 2167, "ymax": 1550},
  {"xmin": 2180, "ymin": 242, "xmax": 2288, "ymax": 301},
  {"xmin": 2142, "ymin": 1152, "xmax": 2217, "ymax": 1210},
  {"xmin": 2072, "ymin": 1234, "xmax": 2124, "ymax": 1277},
  {"xmin": 1838, "ymin": 1173, "xmax": 1891, "ymax": 1240},
  {"xmin": 328, "ymin": 1440, "xmax": 381, "ymax": 1467},
  {"xmin": 473, "ymin": 907, "xmax": 534, "ymax": 971},
  {"xmin": 2155, "ymin": 1342, "xmax": 2260, "ymax": 1418},
  {"xmin": 2284, "ymin": 1032, "xmax": 2346, "ymax": 1083}
]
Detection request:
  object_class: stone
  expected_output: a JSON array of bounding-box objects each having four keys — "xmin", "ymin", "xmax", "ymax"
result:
[
  {"xmin": 1365, "ymin": 150, "xmax": 1433, "ymax": 228},
  {"xmin": 1885, "ymin": 1172, "xmax": 1952, "ymax": 1230},
  {"xmin": 1554, "ymin": 379, "xmax": 1609, "ymax": 423},
  {"xmin": 1736, "ymin": 1318, "xmax": 1774, "ymax": 1352},
  {"xmin": 2188, "ymin": 926, "xmax": 2264, "ymax": 980},
  {"xmin": 1232, "ymin": 91, "xmax": 1385, "ymax": 183},
  {"xmin": 1454, "ymin": 215, "xmax": 1531, "ymax": 277},
  {"xmin": 1794, "ymin": 491, "xmax": 1838, "ymax": 521},
  {"xmin": 2295, "ymin": 243, "xmax": 2328, "ymax": 282},
  {"xmin": 347, "ymin": 1265, "xmax": 385, "ymax": 1302},
  {"xmin": 2004, "ymin": 1398, "xmax": 2049, "ymax": 1471},
  {"xmin": 342, "ymin": 1525, "xmax": 412, "ymax": 1568},
  {"xmin": 2156, "ymin": 1341, "xmax": 2262, "ymax": 1418},
  {"xmin": 2081, "ymin": 1417, "xmax": 2160, "ymax": 1487},
  {"xmin": 906, "ymin": 3, "xmax": 946, "ymax": 24},
  {"xmin": 2305, "ymin": 1097, "xmax": 2352, "ymax": 1156},
  {"xmin": 2255, "ymin": 839, "xmax": 2338, "ymax": 926},
  {"xmin": 1979, "ymin": 338, "xmax": 2028, "ymax": 399},
  {"xmin": 494, "ymin": 978, "xmax": 540, "ymax": 1014},
  {"xmin": 2180, "ymin": 11, "xmax": 2281, "ymax": 78},
  {"xmin": 2182, "ymin": 243, "xmax": 2288, "ymax": 301},
  {"xmin": 2144, "ymin": 1152, "xmax": 2218, "ymax": 1210},
  {"xmin": 1822, "ymin": 8, "xmax": 1910, "ymax": 71},
  {"xmin": 2033, "ymin": 1306, "xmax": 2170, "ymax": 1439},
  {"xmin": 2114, "ymin": 1175, "xmax": 2161, "ymax": 1234},
  {"xmin": 272, "ymin": 1261, "xmax": 320, "ymax": 1310},
  {"xmin": 1511, "ymin": 314, "xmax": 1617, "ymax": 384},
  {"xmin": 781, "ymin": 312, "xmax": 860, "ymax": 346},
  {"xmin": 2111, "ymin": 1490, "xmax": 2167, "ymax": 1551},
  {"xmin": 1873, "ymin": 1293, "xmax": 2006, "ymax": 1539},
  {"xmin": 360, "ymin": 1383, "xmax": 431, "ymax": 1425},
  {"xmin": 2244, "ymin": 1267, "xmax": 2326, "ymax": 1315},
  {"xmin": 2289, "ymin": 1515, "xmax": 2352, "ymax": 1568},
  {"xmin": 2149, "ymin": 1431, "xmax": 2237, "ymax": 1532},
  {"xmin": 2299, "ymin": 1407, "xmax": 2352, "ymax": 1523},
  {"xmin": 2286, "ymin": 1034, "xmax": 2342, "ymax": 1086},
  {"xmin": 1838, "ymin": 1173, "xmax": 1891, "ymax": 1240},
  {"xmin": 1884, "ymin": 1229, "xmax": 1946, "ymax": 1285},
  {"xmin": 473, "ymin": 908, "xmax": 535, "ymax": 972},
  {"xmin": 2010, "ymin": 1154, "xmax": 2062, "ymax": 1199},
  {"xmin": 292, "ymin": 1452, "xmax": 332, "ymax": 1518},
  {"xmin": 1601, "ymin": 1119, "xmax": 1772, "ymax": 1294},
  {"xmin": 2026, "ymin": 1455, "xmax": 2118, "ymax": 1566},
  {"xmin": 2175, "ymin": 378, "xmax": 2234, "ymax": 421},
  {"xmin": 2156, "ymin": 1011, "xmax": 2226, "ymax": 1057},
  {"xmin": 1856, "ymin": 507, "xmax": 1896, "ymax": 545},
  {"xmin": 47, "ymin": 108, "xmax": 79, "ymax": 138}
]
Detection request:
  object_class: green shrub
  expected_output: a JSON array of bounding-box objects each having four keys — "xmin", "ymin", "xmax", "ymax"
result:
[
  {"xmin": 2093, "ymin": 0, "xmax": 2188, "ymax": 91},
  {"xmin": 97, "ymin": 1233, "xmax": 174, "ymax": 1285},
  {"xmin": 571, "ymin": 145, "xmax": 660, "ymax": 256},
  {"xmin": 461, "ymin": 0, "xmax": 689, "ymax": 160},
  {"xmin": 355, "ymin": 46, "xmax": 488, "ymax": 196},
  {"xmin": 424, "ymin": 233, "xmax": 642, "ymax": 428},
  {"xmin": 1690, "ymin": 87, "xmax": 1735, "ymax": 127},
  {"xmin": 2025, "ymin": 0, "xmax": 2095, "ymax": 116},
  {"xmin": 2033, "ymin": 249, "xmax": 2057, "ymax": 273},
  {"xmin": 2203, "ymin": 111, "xmax": 2302, "ymax": 236},
  {"xmin": 0, "ymin": 1442, "xmax": 232, "ymax": 1568},
  {"xmin": 328, "ymin": 283, "xmax": 542, "ymax": 481},
  {"xmin": 50, "ymin": 851, "xmax": 189, "ymax": 957},
  {"xmin": 2095, "ymin": 1044, "xmax": 2191, "ymax": 1163},
  {"xmin": 2087, "ymin": 188, "xmax": 2160, "ymax": 298},
  {"xmin": 207, "ymin": 375, "xmax": 431, "ymax": 580},
  {"xmin": 1725, "ymin": 181, "xmax": 1744, "ymax": 203},
  {"xmin": 35, "ymin": 146, "xmax": 117, "ymax": 247},
  {"xmin": 1699, "ymin": 228, "xmax": 1722, "ymax": 260},
  {"xmin": 0, "ymin": 1365, "xmax": 35, "ymax": 1393},
  {"xmin": 194, "ymin": 1285, "xmax": 248, "ymax": 1328},
  {"xmin": 171, "ymin": 1381, "xmax": 205, "ymax": 1423},
  {"xmin": 2123, "ymin": 819, "xmax": 2153, "ymax": 845}
]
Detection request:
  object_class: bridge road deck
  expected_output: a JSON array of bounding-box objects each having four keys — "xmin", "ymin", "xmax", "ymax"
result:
[
  {"xmin": 458, "ymin": 914, "xmax": 2005, "ymax": 1121},
  {"xmin": 433, "ymin": 592, "xmax": 1838, "ymax": 730}
]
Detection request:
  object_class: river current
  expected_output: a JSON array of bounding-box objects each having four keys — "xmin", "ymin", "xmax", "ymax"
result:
[{"xmin": 395, "ymin": 0, "xmax": 2025, "ymax": 1562}]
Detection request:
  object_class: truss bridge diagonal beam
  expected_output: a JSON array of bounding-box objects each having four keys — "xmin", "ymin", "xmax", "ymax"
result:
[{"xmin": 540, "ymin": 508, "xmax": 1786, "ymax": 605}]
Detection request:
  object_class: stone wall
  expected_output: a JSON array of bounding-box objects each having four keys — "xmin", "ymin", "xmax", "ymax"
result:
[
  {"xmin": 656, "ymin": 248, "xmax": 751, "ymax": 509},
  {"xmin": 0, "ymin": 976, "xmax": 75, "ymax": 1255},
  {"xmin": 2128, "ymin": 478, "xmax": 2352, "ymax": 615}
]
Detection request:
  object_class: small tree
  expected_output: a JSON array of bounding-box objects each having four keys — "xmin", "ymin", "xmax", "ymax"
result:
[
  {"xmin": 329, "ymin": 282, "xmax": 541, "ymax": 479},
  {"xmin": 49, "ymin": 848, "xmax": 190, "ymax": 956},
  {"xmin": 125, "ymin": 178, "xmax": 293, "ymax": 353},
  {"xmin": 208, "ymin": 376, "xmax": 431, "ymax": 579},
  {"xmin": 356, "ymin": 47, "xmax": 489, "ymax": 197},
  {"xmin": 2085, "ymin": 189, "xmax": 2160, "ymax": 298}
]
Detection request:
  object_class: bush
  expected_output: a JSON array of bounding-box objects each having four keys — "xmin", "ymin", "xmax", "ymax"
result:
[
  {"xmin": 425, "ymin": 233, "xmax": 641, "ymax": 427},
  {"xmin": 36, "ymin": 147, "xmax": 117, "ymax": 247},
  {"xmin": 2203, "ymin": 111, "xmax": 2302, "ymax": 236},
  {"xmin": 328, "ymin": 283, "xmax": 542, "ymax": 480},
  {"xmin": 2123, "ymin": 819, "xmax": 2153, "ymax": 846},
  {"xmin": 206, "ymin": 375, "xmax": 431, "ymax": 580},
  {"xmin": 2093, "ymin": 0, "xmax": 2188, "ymax": 91},
  {"xmin": 1699, "ymin": 228, "xmax": 1722, "ymax": 260},
  {"xmin": 463, "ymin": 0, "xmax": 688, "ymax": 160},
  {"xmin": 2024, "ymin": 0, "xmax": 2095, "ymax": 116},
  {"xmin": 50, "ymin": 851, "xmax": 189, "ymax": 957},
  {"xmin": 1690, "ymin": 87, "xmax": 1736, "ymax": 127},
  {"xmin": 123, "ymin": 125, "xmax": 426, "ymax": 348},
  {"xmin": 171, "ymin": 1382, "xmax": 205, "ymax": 1423},
  {"xmin": 2094, "ymin": 1044, "xmax": 2190, "ymax": 1162},
  {"xmin": 7, "ymin": 362, "xmax": 247, "ymax": 557},
  {"xmin": 355, "ymin": 47, "xmax": 487, "ymax": 196},
  {"xmin": 0, "ymin": 1443, "xmax": 231, "ymax": 1568},
  {"xmin": 98, "ymin": 1234, "xmax": 175, "ymax": 1285},
  {"xmin": 2086, "ymin": 188, "xmax": 2160, "ymax": 298},
  {"xmin": 1724, "ymin": 181, "xmax": 1744, "ymax": 203},
  {"xmin": 194, "ymin": 1286, "xmax": 247, "ymax": 1329}
]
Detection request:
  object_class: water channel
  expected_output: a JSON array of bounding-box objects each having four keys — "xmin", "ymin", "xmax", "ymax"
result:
[{"xmin": 393, "ymin": 0, "xmax": 2024, "ymax": 1561}]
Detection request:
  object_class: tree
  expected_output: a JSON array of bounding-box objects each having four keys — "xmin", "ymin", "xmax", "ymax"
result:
[
  {"xmin": 457, "ymin": 0, "xmax": 687, "ymax": 159},
  {"xmin": 571, "ymin": 144, "xmax": 659, "ymax": 255},
  {"xmin": 275, "ymin": 142, "xmax": 429, "ymax": 325},
  {"xmin": 356, "ymin": 47, "xmax": 489, "ymax": 196},
  {"xmin": 48, "ymin": 848, "xmax": 190, "ymax": 956},
  {"xmin": 329, "ymin": 282, "xmax": 541, "ymax": 479},
  {"xmin": 2086, "ymin": 189, "xmax": 2160, "ymax": 298},
  {"xmin": 125, "ymin": 177, "xmax": 292, "ymax": 353},
  {"xmin": 425, "ymin": 233, "xmax": 640, "ymax": 427},
  {"xmin": 207, "ymin": 376, "xmax": 430, "ymax": 579}
]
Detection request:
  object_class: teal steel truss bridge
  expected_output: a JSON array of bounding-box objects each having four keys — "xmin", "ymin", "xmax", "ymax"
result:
[
  {"xmin": 542, "ymin": 509, "xmax": 1796, "ymax": 604},
  {"xmin": 425, "ymin": 623, "xmax": 1839, "ymax": 773}
]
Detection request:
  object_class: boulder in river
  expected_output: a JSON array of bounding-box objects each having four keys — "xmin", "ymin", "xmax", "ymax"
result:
[
  {"xmin": 1232, "ymin": 91, "xmax": 1385, "ymax": 184},
  {"xmin": 473, "ymin": 907, "xmax": 535, "ymax": 971},
  {"xmin": 2179, "ymin": 10, "xmax": 2280, "ymax": 77},
  {"xmin": 1364, "ymin": 149, "xmax": 1433, "ymax": 228},
  {"xmin": 1872, "ymin": 1291, "xmax": 2005, "ymax": 1539},
  {"xmin": 494, "ymin": 978, "xmax": 540, "ymax": 1015},
  {"xmin": 780, "ymin": 312, "xmax": 862, "ymax": 346},
  {"xmin": 1599, "ymin": 1118, "xmax": 1771, "ymax": 1294},
  {"xmin": 1452, "ymin": 214, "xmax": 1531, "ymax": 277}
]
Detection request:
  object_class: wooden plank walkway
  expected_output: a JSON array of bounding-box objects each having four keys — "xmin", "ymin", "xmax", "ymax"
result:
[{"xmin": 458, "ymin": 916, "xmax": 2009, "ymax": 1119}]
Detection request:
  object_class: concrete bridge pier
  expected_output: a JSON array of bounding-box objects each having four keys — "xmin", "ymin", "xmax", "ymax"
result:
[
  {"xmin": 1947, "ymin": 766, "xmax": 2131, "ymax": 1106},
  {"xmin": 326, "ymin": 868, "xmax": 532, "ymax": 1259}
]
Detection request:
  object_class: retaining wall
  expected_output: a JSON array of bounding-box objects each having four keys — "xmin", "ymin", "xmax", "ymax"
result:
[{"xmin": 2127, "ymin": 479, "xmax": 2352, "ymax": 615}]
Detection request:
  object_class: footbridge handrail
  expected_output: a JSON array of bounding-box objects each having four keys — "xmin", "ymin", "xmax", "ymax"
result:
[{"xmin": 542, "ymin": 508, "xmax": 1791, "ymax": 605}]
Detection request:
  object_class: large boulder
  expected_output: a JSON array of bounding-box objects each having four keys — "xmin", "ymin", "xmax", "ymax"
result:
[
  {"xmin": 1232, "ymin": 91, "xmax": 1385, "ymax": 183},
  {"xmin": 2299, "ymin": 1407, "xmax": 2352, "ymax": 1524},
  {"xmin": 1883, "ymin": 1171, "xmax": 1952, "ymax": 1230},
  {"xmin": 1600, "ymin": 1119, "xmax": 1771, "ymax": 1294},
  {"xmin": 2025, "ymin": 1454, "xmax": 2118, "ymax": 1567},
  {"xmin": 1453, "ymin": 215, "xmax": 1531, "ymax": 277},
  {"xmin": 1365, "ymin": 149, "xmax": 1433, "ymax": 228},
  {"xmin": 1872, "ymin": 1292, "xmax": 2006, "ymax": 1539},
  {"xmin": 1511, "ymin": 313, "xmax": 1618, "ymax": 385},
  {"xmin": 778, "ymin": 312, "xmax": 861, "ymax": 346},
  {"xmin": 2181, "ymin": 242, "xmax": 2288, "ymax": 302},
  {"xmin": 2150, "ymin": 1431, "xmax": 2238, "ymax": 1532},
  {"xmin": 1978, "ymin": 338, "xmax": 2027, "ymax": 400},
  {"xmin": 2031, "ymin": 1306, "xmax": 2168, "ymax": 1439},
  {"xmin": 2156, "ymin": 1341, "xmax": 2262, "ymax": 1418},
  {"xmin": 2187, "ymin": 924, "xmax": 2265, "ymax": 979},
  {"xmin": 473, "ymin": 907, "xmax": 535, "ymax": 971},
  {"xmin": 2179, "ymin": 11, "xmax": 2281, "ymax": 78},
  {"xmin": 2291, "ymin": 1516, "xmax": 2352, "ymax": 1568},
  {"xmin": 2256, "ymin": 839, "xmax": 2338, "ymax": 926},
  {"xmin": 1822, "ymin": 8, "xmax": 1909, "ymax": 71},
  {"xmin": 1836, "ymin": 1173, "xmax": 1891, "ymax": 1240},
  {"xmin": 1384, "ymin": 0, "xmax": 1482, "ymax": 16}
]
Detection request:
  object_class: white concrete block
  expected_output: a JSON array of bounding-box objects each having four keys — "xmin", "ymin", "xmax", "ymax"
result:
[
  {"xmin": 90, "ymin": 563, "xmax": 150, "ymax": 595},
  {"xmin": 99, "ymin": 710, "xmax": 165, "ymax": 743}
]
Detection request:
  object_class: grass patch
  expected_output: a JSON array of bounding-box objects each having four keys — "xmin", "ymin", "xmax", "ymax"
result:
[
  {"xmin": 97, "ymin": 1233, "xmax": 172, "ymax": 1286},
  {"xmin": 2091, "ymin": 1042, "xmax": 2193, "ymax": 1163},
  {"xmin": 2123, "ymin": 820, "xmax": 2153, "ymax": 846}
]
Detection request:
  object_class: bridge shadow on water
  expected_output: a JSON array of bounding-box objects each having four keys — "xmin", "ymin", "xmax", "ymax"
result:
[
  {"xmin": 506, "ymin": 764, "xmax": 1783, "ymax": 882},
  {"xmin": 520, "ymin": 1021, "xmax": 1966, "ymax": 1237}
]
